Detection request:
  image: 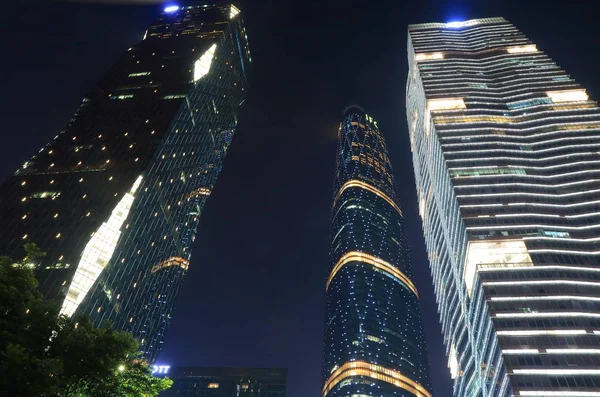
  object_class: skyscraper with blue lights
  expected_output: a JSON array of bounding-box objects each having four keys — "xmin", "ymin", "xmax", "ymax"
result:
[
  {"xmin": 321, "ymin": 106, "xmax": 432, "ymax": 397},
  {"xmin": 0, "ymin": 3, "xmax": 250, "ymax": 362},
  {"xmin": 407, "ymin": 17, "xmax": 600, "ymax": 397}
]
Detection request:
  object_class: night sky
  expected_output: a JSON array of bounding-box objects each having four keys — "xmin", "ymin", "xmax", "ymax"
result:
[{"xmin": 4, "ymin": 1, "xmax": 600, "ymax": 397}]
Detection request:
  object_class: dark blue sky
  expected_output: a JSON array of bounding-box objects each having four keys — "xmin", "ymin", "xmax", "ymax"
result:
[{"xmin": 3, "ymin": 1, "xmax": 600, "ymax": 397}]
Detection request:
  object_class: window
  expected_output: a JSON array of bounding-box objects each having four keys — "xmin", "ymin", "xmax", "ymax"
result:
[{"xmin": 31, "ymin": 191, "xmax": 61, "ymax": 199}]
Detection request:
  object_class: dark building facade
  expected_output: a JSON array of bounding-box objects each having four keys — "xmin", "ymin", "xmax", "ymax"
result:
[
  {"xmin": 156, "ymin": 367, "xmax": 287, "ymax": 397},
  {"xmin": 321, "ymin": 107, "xmax": 432, "ymax": 397},
  {"xmin": 0, "ymin": 3, "xmax": 250, "ymax": 362}
]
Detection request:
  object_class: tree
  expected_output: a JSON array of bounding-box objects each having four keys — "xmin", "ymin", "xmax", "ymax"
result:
[{"xmin": 0, "ymin": 244, "xmax": 172, "ymax": 397}]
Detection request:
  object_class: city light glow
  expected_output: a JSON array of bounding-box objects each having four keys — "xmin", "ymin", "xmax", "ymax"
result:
[
  {"xmin": 164, "ymin": 5, "xmax": 179, "ymax": 13},
  {"xmin": 415, "ymin": 52, "xmax": 445, "ymax": 61},
  {"xmin": 506, "ymin": 44, "xmax": 538, "ymax": 53}
]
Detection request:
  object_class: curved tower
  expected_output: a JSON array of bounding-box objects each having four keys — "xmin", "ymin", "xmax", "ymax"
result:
[{"xmin": 322, "ymin": 107, "xmax": 432, "ymax": 397}]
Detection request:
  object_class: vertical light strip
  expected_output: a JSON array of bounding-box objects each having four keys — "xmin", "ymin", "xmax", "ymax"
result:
[
  {"xmin": 194, "ymin": 44, "xmax": 217, "ymax": 82},
  {"xmin": 60, "ymin": 176, "xmax": 143, "ymax": 317}
]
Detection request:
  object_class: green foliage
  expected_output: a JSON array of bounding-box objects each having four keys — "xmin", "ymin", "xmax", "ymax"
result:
[{"xmin": 0, "ymin": 244, "xmax": 172, "ymax": 397}]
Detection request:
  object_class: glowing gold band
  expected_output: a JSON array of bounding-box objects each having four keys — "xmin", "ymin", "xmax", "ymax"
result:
[
  {"xmin": 334, "ymin": 180, "xmax": 403, "ymax": 217},
  {"xmin": 322, "ymin": 361, "xmax": 431, "ymax": 397},
  {"xmin": 326, "ymin": 251, "xmax": 419, "ymax": 298}
]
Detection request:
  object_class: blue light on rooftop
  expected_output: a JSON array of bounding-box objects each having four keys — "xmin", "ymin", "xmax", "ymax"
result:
[{"xmin": 164, "ymin": 5, "xmax": 180, "ymax": 13}]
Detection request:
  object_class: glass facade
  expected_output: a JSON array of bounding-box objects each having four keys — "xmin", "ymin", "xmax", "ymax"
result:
[
  {"xmin": 407, "ymin": 18, "xmax": 600, "ymax": 397},
  {"xmin": 155, "ymin": 367, "xmax": 287, "ymax": 397},
  {"xmin": 0, "ymin": 4, "xmax": 250, "ymax": 362},
  {"xmin": 322, "ymin": 106, "xmax": 432, "ymax": 397}
]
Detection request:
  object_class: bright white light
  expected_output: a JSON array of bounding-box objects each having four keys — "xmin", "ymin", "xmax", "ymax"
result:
[
  {"xmin": 464, "ymin": 239, "xmax": 532, "ymax": 296},
  {"xmin": 496, "ymin": 330, "xmax": 588, "ymax": 336},
  {"xmin": 514, "ymin": 369, "xmax": 600, "ymax": 375},
  {"xmin": 547, "ymin": 89, "xmax": 589, "ymax": 103},
  {"xmin": 547, "ymin": 349, "xmax": 600, "ymax": 354},
  {"xmin": 506, "ymin": 44, "xmax": 538, "ymax": 54},
  {"xmin": 495, "ymin": 312, "xmax": 600, "ymax": 319},
  {"xmin": 194, "ymin": 44, "xmax": 217, "ymax": 82},
  {"xmin": 118, "ymin": 365, "xmax": 125, "ymax": 372},
  {"xmin": 445, "ymin": 20, "xmax": 480, "ymax": 28},
  {"xmin": 164, "ymin": 5, "xmax": 179, "ymax": 13},
  {"xmin": 502, "ymin": 348, "xmax": 600, "ymax": 355},
  {"xmin": 502, "ymin": 349, "xmax": 539, "ymax": 354},
  {"xmin": 230, "ymin": 5, "xmax": 240, "ymax": 18},
  {"xmin": 520, "ymin": 392, "xmax": 600, "ymax": 397},
  {"xmin": 484, "ymin": 280, "xmax": 600, "ymax": 288},
  {"xmin": 491, "ymin": 295, "xmax": 600, "ymax": 303},
  {"xmin": 60, "ymin": 176, "xmax": 143, "ymax": 317},
  {"xmin": 425, "ymin": 98, "xmax": 466, "ymax": 136}
]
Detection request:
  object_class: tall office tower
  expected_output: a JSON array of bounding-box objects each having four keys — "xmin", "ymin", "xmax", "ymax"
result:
[
  {"xmin": 322, "ymin": 106, "xmax": 432, "ymax": 397},
  {"xmin": 407, "ymin": 17, "xmax": 600, "ymax": 397},
  {"xmin": 154, "ymin": 367, "xmax": 287, "ymax": 397},
  {"xmin": 0, "ymin": 4, "xmax": 250, "ymax": 361}
]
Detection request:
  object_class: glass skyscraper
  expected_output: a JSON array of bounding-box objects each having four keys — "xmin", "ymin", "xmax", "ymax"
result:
[
  {"xmin": 322, "ymin": 106, "xmax": 432, "ymax": 397},
  {"xmin": 0, "ymin": 3, "xmax": 250, "ymax": 362},
  {"xmin": 407, "ymin": 17, "xmax": 600, "ymax": 397},
  {"xmin": 155, "ymin": 367, "xmax": 287, "ymax": 397}
]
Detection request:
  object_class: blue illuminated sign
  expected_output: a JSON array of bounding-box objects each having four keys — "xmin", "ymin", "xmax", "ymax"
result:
[{"xmin": 152, "ymin": 365, "xmax": 171, "ymax": 374}]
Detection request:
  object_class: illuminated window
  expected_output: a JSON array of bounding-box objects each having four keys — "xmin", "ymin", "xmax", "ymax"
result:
[
  {"xmin": 546, "ymin": 89, "xmax": 589, "ymax": 103},
  {"xmin": 415, "ymin": 52, "xmax": 444, "ymax": 61},
  {"xmin": 464, "ymin": 239, "xmax": 533, "ymax": 296},
  {"xmin": 31, "ymin": 191, "xmax": 61, "ymax": 199},
  {"xmin": 208, "ymin": 383, "xmax": 219, "ymax": 389},
  {"xmin": 507, "ymin": 97, "xmax": 552, "ymax": 109},
  {"xmin": 425, "ymin": 98, "xmax": 466, "ymax": 135},
  {"xmin": 163, "ymin": 94, "xmax": 187, "ymax": 99},
  {"xmin": 128, "ymin": 72, "xmax": 151, "ymax": 77},
  {"xmin": 427, "ymin": 98, "xmax": 466, "ymax": 112},
  {"xmin": 450, "ymin": 167, "xmax": 526, "ymax": 177},
  {"xmin": 230, "ymin": 5, "xmax": 240, "ymax": 18},
  {"xmin": 110, "ymin": 94, "xmax": 134, "ymax": 100},
  {"xmin": 448, "ymin": 344, "xmax": 459, "ymax": 379},
  {"xmin": 506, "ymin": 44, "xmax": 538, "ymax": 54},
  {"xmin": 194, "ymin": 44, "xmax": 217, "ymax": 82},
  {"xmin": 543, "ymin": 230, "xmax": 570, "ymax": 238}
]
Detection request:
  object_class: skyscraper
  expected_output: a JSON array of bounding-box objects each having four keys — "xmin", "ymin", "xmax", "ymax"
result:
[
  {"xmin": 322, "ymin": 106, "xmax": 432, "ymax": 397},
  {"xmin": 407, "ymin": 17, "xmax": 600, "ymax": 397},
  {"xmin": 0, "ymin": 3, "xmax": 250, "ymax": 361},
  {"xmin": 154, "ymin": 366, "xmax": 287, "ymax": 397}
]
